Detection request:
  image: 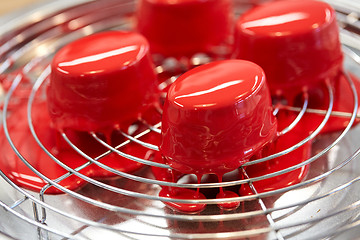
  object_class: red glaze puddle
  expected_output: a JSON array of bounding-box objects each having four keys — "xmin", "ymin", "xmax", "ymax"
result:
[
  {"xmin": 159, "ymin": 187, "xmax": 207, "ymax": 213},
  {"xmin": 153, "ymin": 104, "xmax": 312, "ymax": 211},
  {"xmin": 0, "ymin": 100, "xmax": 156, "ymax": 194},
  {"xmin": 240, "ymin": 111, "xmax": 312, "ymax": 195},
  {"xmin": 0, "ymin": 101, "xmax": 87, "ymax": 193},
  {"xmin": 296, "ymin": 73, "xmax": 360, "ymax": 134},
  {"xmin": 216, "ymin": 189, "xmax": 240, "ymax": 211},
  {"xmin": 0, "ymin": 71, "xmax": 33, "ymax": 111},
  {"xmin": 152, "ymin": 152, "xmax": 208, "ymax": 213}
]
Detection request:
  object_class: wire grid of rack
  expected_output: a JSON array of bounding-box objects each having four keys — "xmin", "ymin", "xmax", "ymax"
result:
[{"xmin": 2, "ymin": 0, "xmax": 360, "ymax": 239}]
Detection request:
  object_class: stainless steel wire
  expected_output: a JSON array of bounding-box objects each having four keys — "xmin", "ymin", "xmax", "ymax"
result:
[{"xmin": 1, "ymin": 0, "xmax": 360, "ymax": 239}]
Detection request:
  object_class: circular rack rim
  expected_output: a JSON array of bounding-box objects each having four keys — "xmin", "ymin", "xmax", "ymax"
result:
[{"xmin": 1, "ymin": 0, "xmax": 360, "ymax": 239}]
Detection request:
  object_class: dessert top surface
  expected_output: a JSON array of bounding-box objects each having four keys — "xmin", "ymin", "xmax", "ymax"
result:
[
  {"xmin": 52, "ymin": 31, "xmax": 149, "ymax": 77},
  {"xmin": 237, "ymin": 0, "xmax": 335, "ymax": 37},
  {"xmin": 167, "ymin": 60, "xmax": 265, "ymax": 109}
]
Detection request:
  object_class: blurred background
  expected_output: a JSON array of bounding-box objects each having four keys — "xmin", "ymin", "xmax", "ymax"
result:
[{"xmin": 0, "ymin": 0, "xmax": 43, "ymax": 16}]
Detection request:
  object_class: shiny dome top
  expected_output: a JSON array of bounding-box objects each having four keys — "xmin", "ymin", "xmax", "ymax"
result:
[
  {"xmin": 52, "ymin": 31, "xmax": 149, "ymax": 77},
  {"xmin": 167, "ymin": 60, "xmax": 265, "ymax": 109},
  {"xmin": 237, "ymin": 0, "xmax": 335, "ymax": 37}
]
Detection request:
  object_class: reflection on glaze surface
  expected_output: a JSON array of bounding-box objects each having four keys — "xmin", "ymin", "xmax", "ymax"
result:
[
  {"xmin": 0, "ymin": 101, "xmax": 151, "ymax": 194},
  {"xmin": 168, "ymin": 60, "xmax": 262, "ymax": 108},
  {"xmin": 161, "ymin": 60, "xmax": 277, "ymax": 176},
  {"xmin": 136, "ymin": 0, "xmax": 233, "ymax": 57},
  {"xmin": 159, "ymin": 188, "xmax": 207, "ymax": 213},
  {"xmin": 234, "ymin": 0, "xmax": 343, "ymax": 98},
  {"xmin": 56, "ymin": 45, "xmax": 142, "ymax": 75},
  {"xmin": 298, "ymin": 73, "xmax": 360, "ymax": 134},
  {"xmin": 239, "ymin": 3, "xmax": 332, "ymax": 36},
  {"xmin": 48, "ymin": 31, "xmax": 159, "ymax": 133},
  {"xmin": 240, "ymin": 110, "xmax": 312, "ymax": 195},
  {"xmin": 153, "ymin": 106, "xmax": 312, "ymax": 212}
]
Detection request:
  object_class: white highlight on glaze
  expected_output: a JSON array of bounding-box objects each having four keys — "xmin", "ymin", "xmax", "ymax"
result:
[
  {"xmin": 174, "ymin": 80, "xmax": 244, "ymax": 101},
  {"xmin": 58, "ymin": 45, "xmax": 139, "ymax": 67},
  {"xmin": 241, "ymin": 12, "xmax": 309, "ymax": 29}
]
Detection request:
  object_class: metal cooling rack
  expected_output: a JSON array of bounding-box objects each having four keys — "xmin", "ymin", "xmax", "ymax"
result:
[{"xmin": 2, "ymin": 0, "xmax": 360, "ymax": 239}]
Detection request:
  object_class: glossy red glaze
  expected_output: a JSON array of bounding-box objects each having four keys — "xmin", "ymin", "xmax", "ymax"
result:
[
  {"xmin": 153, "ymin": 109, "xmax": 311, "ymax": 210},
  {"xmin": 161, "ymin": 60, "xmax": 277, "ymax": 176},
  {"xmin": 159, "ymin": 188, "xmax": 207, "ymax": 213},
  {"xmin": 0, "ymin": 71, "xmax": 32, "ymax": 111},
  {"xmin": 0, "ymin": 101, "xmax": 86, "ymax": 193},
  {"xmin": 0, "ymin": 101, "xmax": 153, "ymax": 194},
  {"xmin": 234, "ymin": 0, "xmax": 343, "ymax": 100},
  {"xmin": 298, "ymin": 73, "xmax": 360, "ymax": 134},
  {"xmin": 240, "ymin": 111, "xmax": 311, "ymax": 195},
  {"xmin": 48, "ymin": 31, "xmax": 159, "ymax": 133},
  {"xmin": 152, "ymin": 111, "xmax": 312, "ymax": 211},
  {"xmin": 136, "ymin": 0, "xmax": 233, "ymax": 57},
  {"xmin": 152, "ymin": 152, "xmax": 207, "ymax": 213},
  {"xmin": 216, "ymin": 190, "xmax": 240, "ymax": 211}
]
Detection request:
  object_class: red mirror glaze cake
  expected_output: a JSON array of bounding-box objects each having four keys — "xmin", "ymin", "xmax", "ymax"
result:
[
  {"xmin": 136, "ymin": 0, "xmax": 233, "ymax": 57},
  {"xmin": 234, "ymin": 0, "xmax": 343, "ymax": 100},
  {"xmin": 161, "ymin": 59, "xmax": 278, "ymax": 176},
  {"xmin": 234, "ymin": 0, "xmax": 360, "ymax": 134},
  {"xmin": 47, "ymin": 31, "xmax": 159, "ymax": 134}
]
